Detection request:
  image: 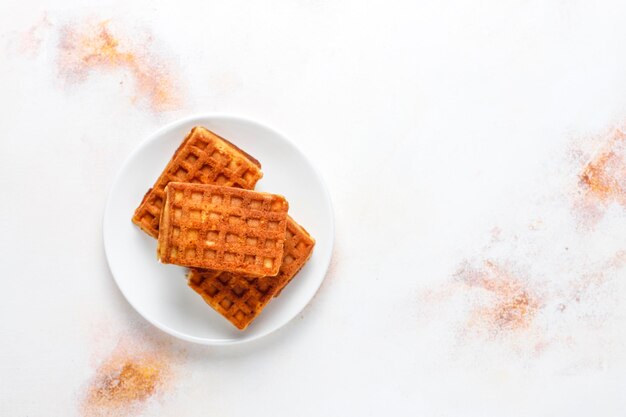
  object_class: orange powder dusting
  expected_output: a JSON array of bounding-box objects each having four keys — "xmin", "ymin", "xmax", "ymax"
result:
[
  {"xmin": 456, "ymin": 261, "xmax": 541, "ymax": 335},
  {"xmin": 579, "ymin": 128, "xmax": 626, "ymax": 208},
  {"xmin": 81, "ymin": 337, "xmax": 176, "ymax": 417},
  {"xmin": 58, "ymin": 20, "xmax": 182, "ymax": 112}
]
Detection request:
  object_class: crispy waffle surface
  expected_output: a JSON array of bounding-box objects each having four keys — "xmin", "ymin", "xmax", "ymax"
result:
[
  {"xmin": 187, "ymin": 216, "xmax": 315, "ymax": 330},
  {"xmin": 132, "ymin": 126, "xmax": 263, "ymax": 238},
  {"xmin": 158, "ymin": 182, "xmax": 289, "ymax": 276}
]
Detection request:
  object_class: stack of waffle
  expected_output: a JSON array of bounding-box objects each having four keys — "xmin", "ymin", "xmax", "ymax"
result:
[{"xmin": 132, "ymin": 127, "xmax": 315, "ymax": 330}]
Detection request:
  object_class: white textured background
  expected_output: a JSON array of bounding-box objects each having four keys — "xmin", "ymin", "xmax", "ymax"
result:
[{"xmin": 3, "ymin": 1, "xmax": 626, "ymax": 416}]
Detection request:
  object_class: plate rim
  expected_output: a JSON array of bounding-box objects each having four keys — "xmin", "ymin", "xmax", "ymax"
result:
[{"xmin": 102, "ymin": 112, "xmax": 335, "ymax": 345}]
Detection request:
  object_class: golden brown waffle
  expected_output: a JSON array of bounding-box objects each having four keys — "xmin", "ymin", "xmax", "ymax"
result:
[
  {"xmin": 158, "ymin": 182, "xmax": 289, "ymax": 276},
  {"xmin": 132, "ymin": 126, "xmax": 263, "ymax": 238},
  {"xmin": 187, "ymin": 216, "xmax": 315, "ymax": 329}
]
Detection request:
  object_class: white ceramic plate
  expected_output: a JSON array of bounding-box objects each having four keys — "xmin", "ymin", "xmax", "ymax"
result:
[{"xmin": 103, "ymin": 114, "xmax": 334, "ymax": 345}]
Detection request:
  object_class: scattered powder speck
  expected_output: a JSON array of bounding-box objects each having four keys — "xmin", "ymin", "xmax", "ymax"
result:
[
  {"xmin": 455, "ymin": 261, "xmax": 541, "ymax": 336},
  {"xmin": 527, "ymin": 218, "xmax": 545, "ymax": 231},
  {"xmin": 562, "ymin": 251, "xmax": 626, "ymax": 316},
  {"xmin": 80, "ymin": 328, "xmax": 184, "ymax": 417},
  {"xmin": 57, "ymin": 19, "xmax": 183, "ymax": 112},
  {"xmin": 18, "ymin": 14, "xmax": 52, "ymax": 56},
  {"xmin": 489, "ymin": 226, "xmax": 502, "ymax": 242}
]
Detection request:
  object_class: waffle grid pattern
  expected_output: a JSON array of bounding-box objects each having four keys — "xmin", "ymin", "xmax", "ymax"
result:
[
  {"xmin": 188, "ymin": 216, "xmax": 315, "ymax": 329},
  {"xmin": 159, "ymin": 182, "xmax": 288, "ymax": 276},
  {"xmin": 133, "ymin": 127, "xmax": 262, "ymax": 238}
]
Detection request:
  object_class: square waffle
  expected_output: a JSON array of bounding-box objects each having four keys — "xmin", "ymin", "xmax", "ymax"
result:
[
  {"xmin": 157, "ymin": 182, "xmax": 289, "ymax": 276},
  {"xmin": 187, "ymin": 216, "xmax": 315, "ymax": 329},
  {"xmin": 132, "ymin": 126, "xmax": 263, "ymax": 238}
]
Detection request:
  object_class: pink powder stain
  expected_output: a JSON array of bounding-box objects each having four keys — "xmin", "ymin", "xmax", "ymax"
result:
[
  {"xmin": 417, "ymin": 256, "xmax": 551, "ymax": 361},
  {"xmin": 420, "ymin": 247, "xmax": 626, "ymax": 362},
  {"xmin": 423, "ymin": 250, "xmax": 624, "ymax": 356},
  {"xmin": 455, "ymin": 260, "xmax": 542, "ymax": 337},
  {"xmin": 562, "ymin": 250, "xmax": 626, "ymax": 309},
  {"xmin": 575, "ymin": 127, "xmax": 626, "ymax": 225},
  {"xmin": 18, "ymin": 14, "xmax": 52, "ymax": 56},
  {"xmin": 57, "ymin": 20, "xmax": 183, "ymax": 112},
  {"xmin": 489, "ymin": 226, "xmax": 503, "ymax": 242}
]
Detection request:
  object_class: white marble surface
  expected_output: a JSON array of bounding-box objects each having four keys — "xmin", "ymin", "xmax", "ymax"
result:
[{"xmin": 3, "ymin": 1, "xmax": 626, "ymax": 416}]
